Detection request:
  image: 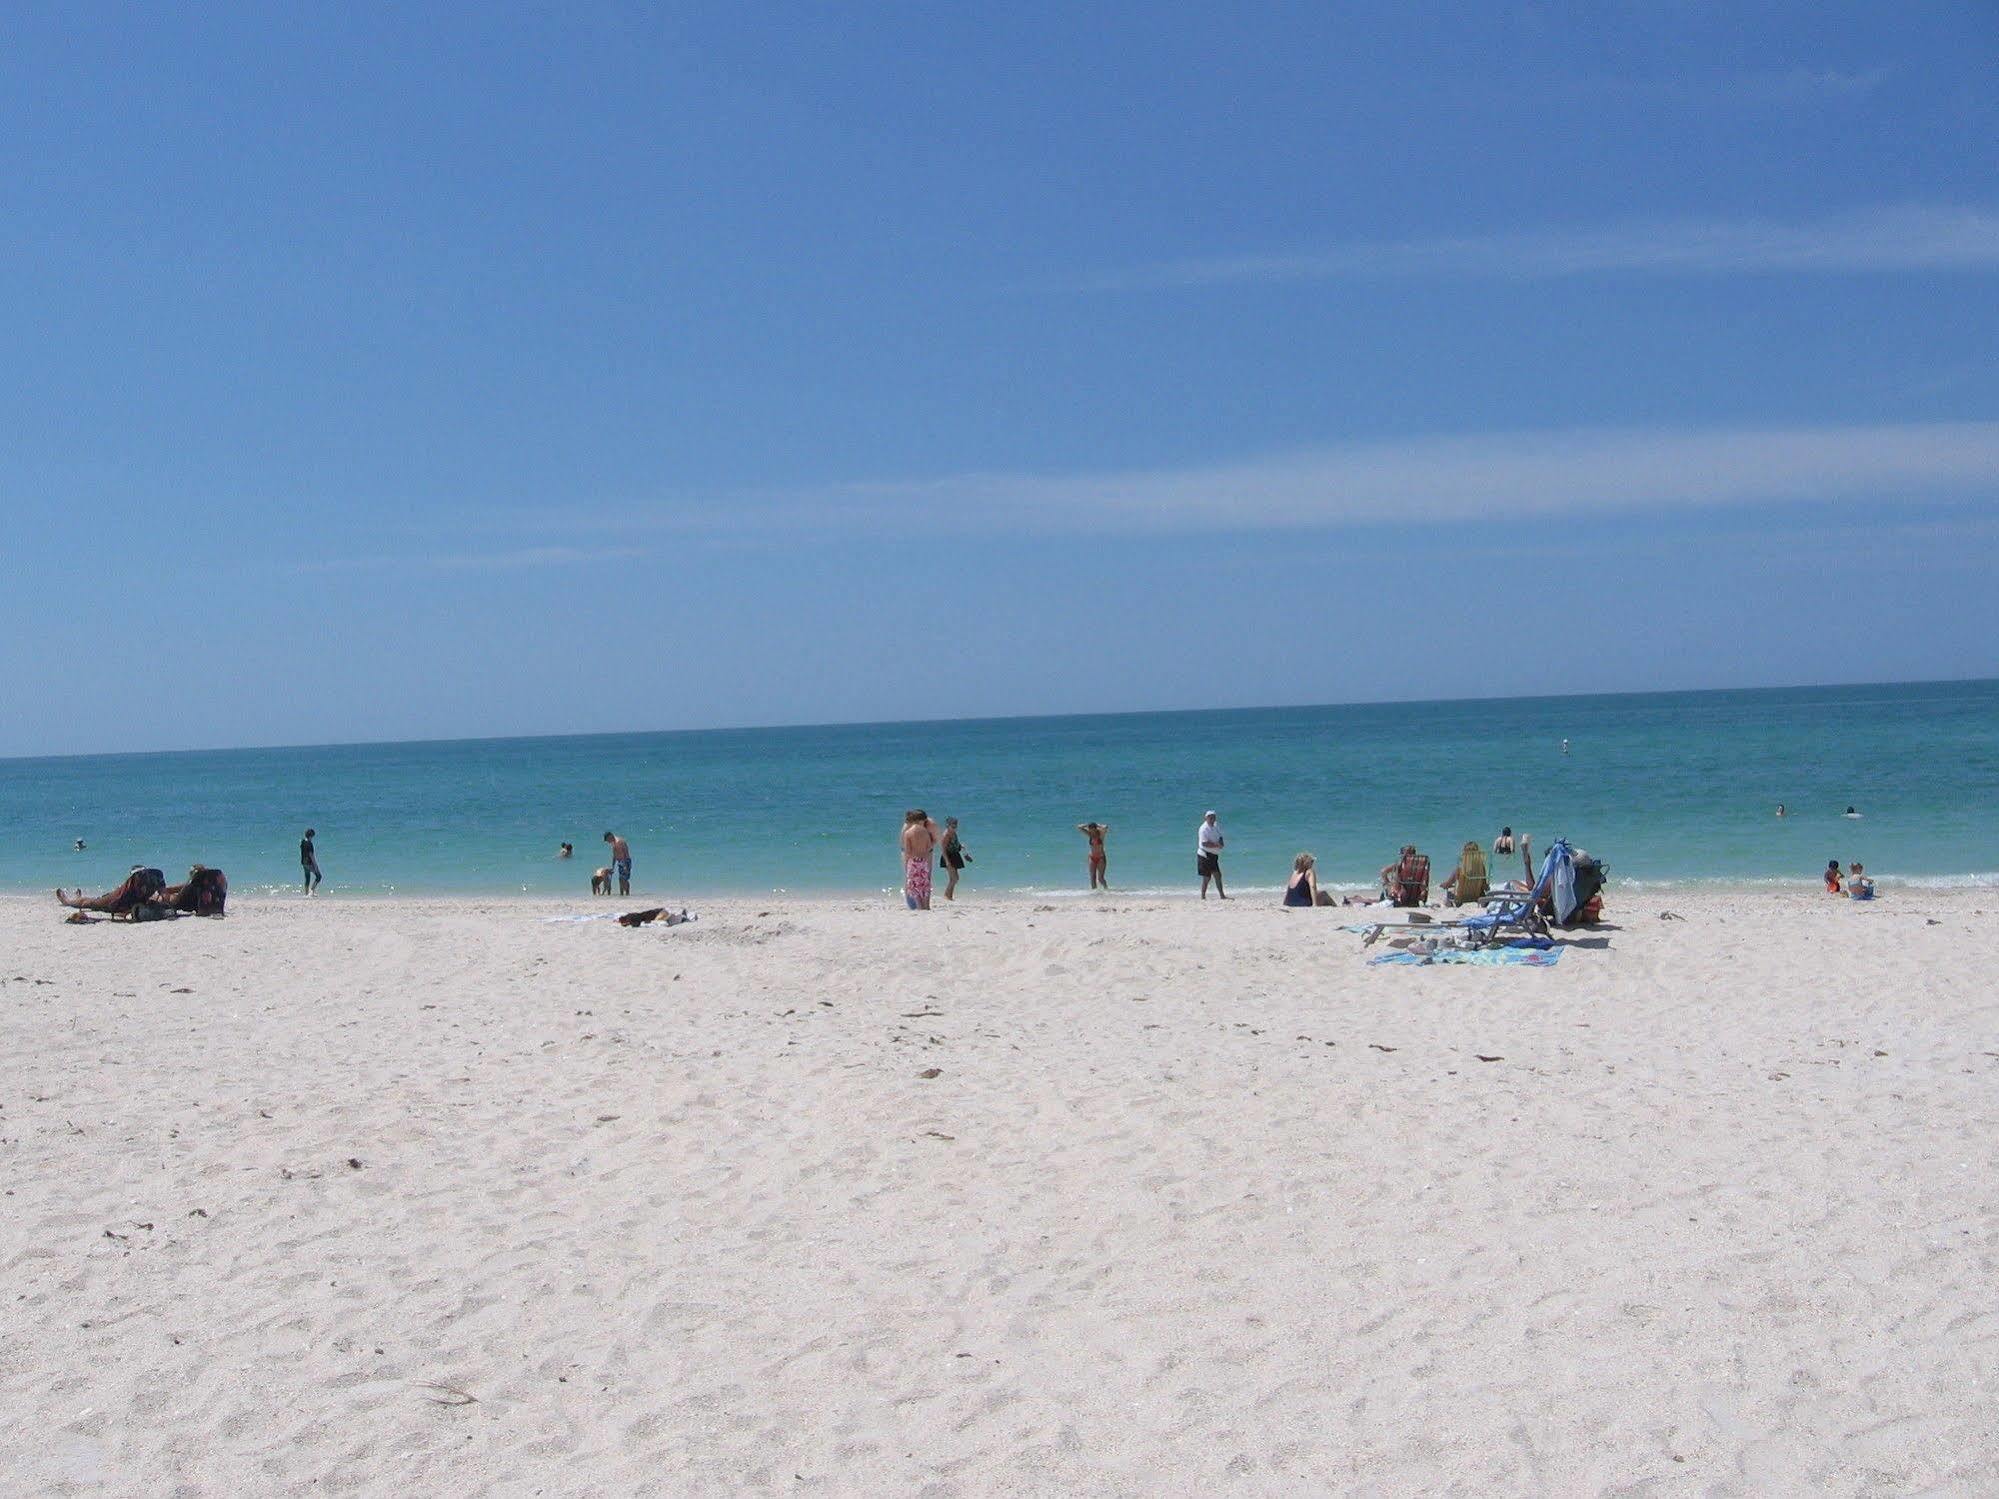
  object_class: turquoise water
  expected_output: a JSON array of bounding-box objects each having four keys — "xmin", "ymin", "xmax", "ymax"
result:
[{"xmin": 4, "ymin": 681, "xmax": 1995, "ymax": 897}]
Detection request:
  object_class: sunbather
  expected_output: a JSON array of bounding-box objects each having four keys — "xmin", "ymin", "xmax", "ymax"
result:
[
  {"xmin": 57, "ymin": 867, "xmax": 167, "ymax": 915},
  {"xmin": 162, "ymin": 865, "xmax": 229, "ymax": 916},
  {"xmin": 1440, "ymin": 842, "xmax": 1489, "ymax": 906},
  {"xmin": 1379, "ymin": 846, "xmax": 1430, "ymax": 907},
  {"xmin": 1282, "ymin": 852, "xmax": 1320, "ymax": 908}
]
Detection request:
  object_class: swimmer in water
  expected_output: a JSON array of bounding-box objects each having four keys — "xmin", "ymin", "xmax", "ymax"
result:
[
  {"xmin": 1561, "ymin": 738, "xmax": 1570, "ymax": 755},
  {"xmin": 1776, "ymin": 804, "xmax": 1786, "ymax": 818},
  {"xmin": 1844, "ymin": 806, "xmax": 1861, "ymax": 818},
  {"xmin": 74, "ymin": 838, "xmax": 86, "ymax": 852},
  {"xmin": 1493, "ymin": 826, "xmax": 1515, "ymax": 856}
]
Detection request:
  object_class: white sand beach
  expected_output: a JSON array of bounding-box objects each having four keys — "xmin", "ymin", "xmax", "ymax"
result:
[{"xmin": 2, "ymin": 887, "xmax": 1996, "ymax": 1496}]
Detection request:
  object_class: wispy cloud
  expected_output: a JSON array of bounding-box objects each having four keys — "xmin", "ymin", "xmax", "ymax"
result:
[
  {"xmin": 622, "ymin": 421, "xmax": 1999, "ymax": 537},
  {"xmin": 298, "ymin": 545, "xmax": 643, "ymax": 574},
  {"xmin": 1101, "ymin": 206, "xmax": 1999, "ymax": 289}
]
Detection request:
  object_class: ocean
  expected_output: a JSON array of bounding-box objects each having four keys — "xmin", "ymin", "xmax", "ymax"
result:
[{"xmin": 4, "ymin": 680, "xmax": 1995, "ymax": 898}]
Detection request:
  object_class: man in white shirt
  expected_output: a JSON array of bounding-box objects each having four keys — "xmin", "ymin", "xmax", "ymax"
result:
[{"xmin": 1197, "ymin": 811, "xmax": 1227, "ymax": 900}]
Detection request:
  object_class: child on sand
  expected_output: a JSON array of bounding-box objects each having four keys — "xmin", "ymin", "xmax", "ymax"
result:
[{"xmin": 1824, "ymin": 860, "xmax": 1844, "ymax": 895}]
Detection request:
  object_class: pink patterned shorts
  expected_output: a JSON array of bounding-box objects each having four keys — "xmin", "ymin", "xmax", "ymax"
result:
[{"xmin": 905, "ymin": 857, "xmax": 932, "ymax": 907}]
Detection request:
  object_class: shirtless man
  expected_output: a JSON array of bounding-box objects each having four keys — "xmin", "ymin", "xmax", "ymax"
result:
[
  {"xmin": 901, "ymin": 810, "xmax": 943, "ymax": 911},
  {"xmin": 602, "ymin": 831, "xmax": 632, "ymax": 896},
  {"xmin": 1077, "ymin": 822, "xmax": 1110, "ymax": 889}
]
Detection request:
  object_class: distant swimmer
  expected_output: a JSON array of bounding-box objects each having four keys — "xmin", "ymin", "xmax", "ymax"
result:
[
  {"xmin": 558, "ymin": 842, "xmax": 574, "ymax": 859},
  {"xmin": 1493, "ymin": 826, "xmax": 1515, "ymax": 856},
  {"xmin": 1561, "ymin": 738, "xmax": 1570, "ymax": 755},
  {"xmin": 1844, "ymin": 806, "xmax": 1862, "ymax": 818},
  {"xmin": 74, "ymin": 838, "xmax": 86, "ymax": 852},
  {"xmin": 1077, "ymin": 822, "xmax": 1110, "ymax": 889},
  {"xmin": 1775, "ymin": 804, "xmax": 1787, "ymax": 818}
]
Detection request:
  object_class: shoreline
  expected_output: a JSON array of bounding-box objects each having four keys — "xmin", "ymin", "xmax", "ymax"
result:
[{"xmin": 11, "ymin": 871, "xmax": 1998, "ymax": 910}]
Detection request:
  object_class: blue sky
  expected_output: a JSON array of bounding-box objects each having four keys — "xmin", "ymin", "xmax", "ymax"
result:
[{"xmin": 3, "ymin": 3, "xmax": 1996, "ymax": 755}]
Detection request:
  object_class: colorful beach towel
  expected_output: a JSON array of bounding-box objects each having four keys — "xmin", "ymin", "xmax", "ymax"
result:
[{"xmin": 1368, "ymin": 945, "xmax": 1564, "ymax": 967}]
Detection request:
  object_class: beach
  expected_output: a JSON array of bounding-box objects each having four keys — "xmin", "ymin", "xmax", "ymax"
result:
[{"xmin": 3, "ymin": 888, "xmax": 1996, "ymax": 1495}]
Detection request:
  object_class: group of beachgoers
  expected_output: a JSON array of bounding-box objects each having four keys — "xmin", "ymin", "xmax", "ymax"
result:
[
  {"xmin": 56, "ymin": 863, "xmax": 228, "ymax": 920},
  {"xmin": 894, "ymin": 813, "xmax": 1556, "ymax": 912},
  {"xmin": 1281, "ymin": 825, "xmax": 1544, "ymax": 911},
  {"xmin": 559, "ymin": 831, "xmax": 632, "ymax": 896},
  {"xmin": 1824, "ymin": 860, "xmax": 1877, "ymax": 900}
]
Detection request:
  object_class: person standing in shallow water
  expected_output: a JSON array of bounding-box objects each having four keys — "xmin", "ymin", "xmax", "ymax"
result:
[
  {"xmin": 300, "ymin": 828, "xmax": 322, "ymax": 895},
  {"xmin": 901, "ymin": 810, "xmax": 942, "ymax": 910},
  {"xmin": 1077, "ymin": 822, "xmax": 1110, "ymax": 889}
]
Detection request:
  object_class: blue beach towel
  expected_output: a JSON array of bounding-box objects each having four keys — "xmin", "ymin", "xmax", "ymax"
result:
[{"xmin": 1368, "ymin": 947, "xmax": 1562, "ymax": 967}]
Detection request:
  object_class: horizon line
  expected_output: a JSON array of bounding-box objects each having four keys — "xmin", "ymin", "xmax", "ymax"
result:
[{"xmin": 7, "ymin": 673, "xmax": 1994, "ymax": 765}]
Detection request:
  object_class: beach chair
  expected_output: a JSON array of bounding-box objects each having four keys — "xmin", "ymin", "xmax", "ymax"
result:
[
  {"xmin": 1390, "ymin": 850, "xmax": 1430, "ymax": 907},
  {"xmin": 1461, "ymin": 838, "xmax": 1588, "ymax": 943},
  {"xmin": 1360, "ymin": 838, "xmax": 1580, "ymax": 950},
  {"xmin": 1444, "ymin": 842, "xmax": 1488, "ymax": 905}
]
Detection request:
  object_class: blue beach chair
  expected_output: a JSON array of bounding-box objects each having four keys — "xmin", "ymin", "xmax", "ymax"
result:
[
  {"xmin": 1456, "ymin": 838, "xmax": 1576, "ymax": 945},
  {"xmin": 1361, "ymin": 837, "xmax": 1590, "ymax": 950}
]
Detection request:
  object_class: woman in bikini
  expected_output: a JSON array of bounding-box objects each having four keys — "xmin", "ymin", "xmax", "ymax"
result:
[{"xmin": 1077, "ymin": 822, "xmax": 1110, "ymax": 889}]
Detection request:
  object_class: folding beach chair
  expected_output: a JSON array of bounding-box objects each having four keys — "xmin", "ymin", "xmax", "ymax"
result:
[
  {"xmin": 1458, "ymin": 837, "xmax": 1583, "ymax": 945},
  {"xmin": 1360, "ymin": 838, "xmax": 1582, "ymax": 950}
]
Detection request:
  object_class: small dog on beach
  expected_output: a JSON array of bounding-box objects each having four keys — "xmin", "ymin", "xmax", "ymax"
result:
[{"xmin": 591, "ymin": 867, "xmax": 612, "ymax": 896}]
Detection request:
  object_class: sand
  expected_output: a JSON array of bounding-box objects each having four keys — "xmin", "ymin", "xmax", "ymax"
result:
[{"xmin": 2, "ymin": 885, "xmax": 1996, "ymax": 1496}]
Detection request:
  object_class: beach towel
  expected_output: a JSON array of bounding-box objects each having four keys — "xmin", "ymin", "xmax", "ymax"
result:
[{"xmin": 1368, "ymin": 946, "xmax": 1563, "ymax": 967}]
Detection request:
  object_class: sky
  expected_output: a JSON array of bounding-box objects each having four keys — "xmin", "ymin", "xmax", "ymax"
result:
[{"xmin": 2, "ymin": 2, "xmax": 1996, "ymax": 756}]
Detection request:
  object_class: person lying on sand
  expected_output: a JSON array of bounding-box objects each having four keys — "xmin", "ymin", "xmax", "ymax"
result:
[
  {"xmin": 58, "ymin": 866, "xmax": 166, "ymax": 915},
  {"xmin": 617, "ymin": 907, "xmax": 691, "ymax": 927}
]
